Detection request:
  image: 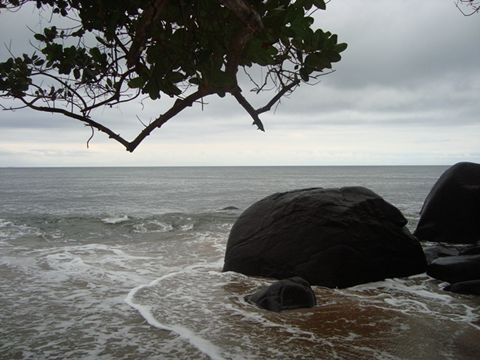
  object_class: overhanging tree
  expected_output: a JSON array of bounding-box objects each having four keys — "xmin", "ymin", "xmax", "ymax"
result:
[
  {"xmin": 0, "ymin": 0, "xmax": 346, "ymax": 152},
  {"xmin": 456, "ymin": 0, "xmax": 480, "ymax": 16}
]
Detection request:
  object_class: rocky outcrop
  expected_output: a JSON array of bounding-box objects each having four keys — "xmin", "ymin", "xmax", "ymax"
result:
[
  {"xmin": 244, "ymin": 277, "xmax": 316, "ymax": 312},
  {"xmin": 223, "ymin": 187, "xmax": 426, "ymax": 288},
  {"xmin": 414, "ymin": 162, "xmax": 480, "ymax": 244}
]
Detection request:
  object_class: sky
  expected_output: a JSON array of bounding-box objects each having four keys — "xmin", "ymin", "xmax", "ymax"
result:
[{"xmin": 1, "ymin": 0, "xmax": 479, "ymax": 167}]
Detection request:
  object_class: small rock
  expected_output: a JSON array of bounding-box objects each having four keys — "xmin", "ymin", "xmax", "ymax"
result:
[
  {"xmin": 427, "ymin": 254, "xmax": 480, "ymax": 283},
  {"xmin": 423, "ymin": 244, "xmax": 460, "ymax": 265},
  {"xmin": 444, "ymin": 280, "xmax": 480, "ymax": 295},
  {"xmin": 459, "ymin": 245, "xmax": 480, "ymax": 256},
  {"xmin": 244, "ymin": 277, "xmax": 316, "ymax": 312}
]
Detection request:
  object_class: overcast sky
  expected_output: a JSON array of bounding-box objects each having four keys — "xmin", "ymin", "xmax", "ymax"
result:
[{"xmin": 1, "ymin": 0, "xmax": 479, "ymax": 167}]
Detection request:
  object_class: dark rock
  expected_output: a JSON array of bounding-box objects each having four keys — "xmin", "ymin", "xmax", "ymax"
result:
[
  {"xmin": 220, "ymin": 206, "xmax": 239, "ymax": 211},
  {"xmin": 414, "ymin": 162, "xmax": 480, "ymax": 244},
  {"xmin": 427, "ymin": 254, "xmax": 480, "ymax": 283},
  {"xmin": 223, "ymin": 187, "xmax": 426, "ymax": 288},
  {"xmin": 459, "ymin": 245, "xmax": 480, "ymax": 256},
  {"xmin": 423, "ymin": 244, "xmax": 460, "ymax": 265},
  {"xmin": 244, "ymin": 277, "xmax": 316, "ymax": 312},
  {"xmin": 444, "ymin": 280, "xmax": 480, "ymax": 295}
]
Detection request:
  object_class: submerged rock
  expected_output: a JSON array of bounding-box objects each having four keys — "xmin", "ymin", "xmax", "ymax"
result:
[
  {"xmin": 414, "ymin": 162, "xmax": 480, "ymax": 244},
  {"xmin": 444, "ymin": 280, "xmax": 480, "ymax": 295},
  {"xmin": 427, "ymin": 254, "xmax": 480, "ymax": 284},
  {"xmin": 223, "ymin": 187, "xmax": 426, "ymax": 288},
  {"xmin": 244, "ymin": 277, "xmax": 316, "ymax": 312}
]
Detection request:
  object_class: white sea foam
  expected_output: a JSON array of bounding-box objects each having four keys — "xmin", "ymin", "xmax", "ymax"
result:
[
  {"xmin": 133, "ymin": 220, "xmax": 173, "ymax": 233},
  {"xmin": 0, "ymin": 220, "xmax": 42, "ymax": 242},
  {"xmin": 101, "ymin": 215, "xmax": 129, "ymax": 224},
  {"xmin": 125, "ymin": 266, "xmax": 226, "ymax": 360},
  {"xmin": 125, "ymin": 266, "xmax": 369, "ymax": 359},
  {"xmin": 342, "ymin": 275, "xmax": 480, "ymax": 331},
  {"xmin": 0, "ymin": 218, "xmax": 13, "ymax": 227}
]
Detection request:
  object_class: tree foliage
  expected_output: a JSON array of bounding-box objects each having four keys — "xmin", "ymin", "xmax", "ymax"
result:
[
  {"xmin": 0, "ymin": 0, "xmax": 346, "ymax": 151},
  {"xmin": 456, "ymin": 0, "xmax": 480, "ymax": 16}
]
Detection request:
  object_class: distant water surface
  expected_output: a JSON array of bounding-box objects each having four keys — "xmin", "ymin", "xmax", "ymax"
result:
[{"xmin": 1, "ymin": 166, "xmax": 479, "ymax": 359}]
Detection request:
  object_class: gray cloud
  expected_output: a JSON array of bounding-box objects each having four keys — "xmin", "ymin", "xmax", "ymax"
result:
[
  {"xmin": 1, "ymin": 0, "xmax": 479, "ymax": 166},
  {"xmin": 316, "ymin": 1, "xmax": 480, "ymax": 88}
]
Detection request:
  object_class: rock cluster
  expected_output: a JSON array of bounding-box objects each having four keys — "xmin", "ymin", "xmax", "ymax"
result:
[
  {"xmin": 223, "ymin": 162, "xmax": 480, "ymax": 296},
  {"xmin": 415, "ymin": 162, "xmax": 480, "ymax": 295}
]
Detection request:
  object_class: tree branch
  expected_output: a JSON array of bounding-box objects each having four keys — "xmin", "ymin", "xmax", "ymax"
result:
[
  {"xmin": 231, "ymin": 78, "xmax": 300, "ymax": 131},
  {"xmin": 127, "ymin": 88, "xmax": 212, "ymax": 152},
  {"xmin": 231, "ymin": 89, "xmax": 265, "ymax": 131},
  {"xmin": 256, "ymin": 79, "xmax": 300, "ymax": 114},
  {"xmin": 17, "ymin": 97, "xmax": 131, "ymax": 149},
  {"xmin": 456, "ymin": 0, "xmax": 480, "ymax": 16}
]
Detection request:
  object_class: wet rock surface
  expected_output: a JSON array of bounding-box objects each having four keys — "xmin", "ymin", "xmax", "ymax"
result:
[
  {"xmin": 444, "ymin": 280, "xmax": 480, "ymax": 295},
  {"xmin": 244, "ymin": 277, "xmax": 316, "ymax": 312},
  {"xmin": 415, "ymin": 162, "xmax": 480, "ymax": 244},
  {"xmin": 427, "ymin": 254, "xmax": 480, "ymax": 284},
  {"xmin": 223, "ymin": 186, "xmax": 426, "ymax": 288}
]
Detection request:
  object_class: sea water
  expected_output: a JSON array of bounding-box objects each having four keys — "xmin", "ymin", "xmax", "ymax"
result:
[{"xmin": 1, "ymin": 166, "xmax": 479, "ymax": 359}]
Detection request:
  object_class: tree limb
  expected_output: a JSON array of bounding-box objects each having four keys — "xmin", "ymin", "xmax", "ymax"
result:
[
  {"xmin": 127, "ymin": 88, "xmax": 212, "ymax": 152},
  {"xmin": 231, "ymin": 78, "xmax": 300, "ymax": 131},
  {"xmin": 456, "ymin": 0, "xmax": 480, "ymax": 15},
  {"xmin": 256, "ymin": 79, "xmax": 300, "ymax": 115},
  {"xmin": 18, "ymin": 97, "xmax": 131, "ymax": 149},
  {"xmin": 231, "ymin": 89, "xmax": 265, "ymax": 131}
]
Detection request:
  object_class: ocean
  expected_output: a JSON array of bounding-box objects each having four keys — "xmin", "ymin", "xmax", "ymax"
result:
[{"xmin": 1, "ymin": 166, "xmax": 479, "ymax": 359}]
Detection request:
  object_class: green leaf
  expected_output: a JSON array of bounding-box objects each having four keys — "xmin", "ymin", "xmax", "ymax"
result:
[
  {"xmin": 89, "ymin": 47, "xmax": 102, "ymax": 62},
  {"xmin": 34, "ymin": 33, "xmax": 46, "ymax": 42},
  {"xmin": 336, "ymin": 43, "xmax": 348, "ymax": 53},
  {"xmin": 299, "ymin": 68, "xmax": 309, "ymax": 82},
  {"xmin": 168, "ymin": 71, "xmax": 185, "ymax": 83},
  {"xmin": 73, "ymin": 68, "xmax": 80, "ymax": 80},
  {"xmin": 128, "ymin": 77, "xmax": 145, "ymax": 89},
  {"xmin": 312, "ymin": 0, "xmax": 326, "ymax": 10},
  {"xmin": 43, "ymin": 26, "xmax": 57, "ymax": 42},
  {"xmin": 189, "ymin": 77, "xmax": 201, "ymax": 85}
]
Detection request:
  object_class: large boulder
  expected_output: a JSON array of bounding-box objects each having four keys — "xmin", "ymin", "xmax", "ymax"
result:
[
  {"xmin": 414, "ymin": 162, "xmax": 480, "ymax": 244},
  {"xmin": 223, "ymin": 187, "xmax": 426, "ymax": 288}
]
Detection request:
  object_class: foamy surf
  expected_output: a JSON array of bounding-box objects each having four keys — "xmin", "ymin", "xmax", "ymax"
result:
[
  {"xmin": 101, "ymin": 215, "xmax": 130, "ymax": 224},
  {"xmin": 343, "ymin": 276, "xmax": 480, "ymax": 330},
  {"xmin": 125, "ymin": 265, "xmax": 226, "ymax": 360},
  {"xmin": 124, "ymin": 264, "xmax": 480, "ymax": 360}
]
